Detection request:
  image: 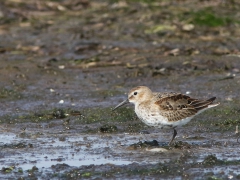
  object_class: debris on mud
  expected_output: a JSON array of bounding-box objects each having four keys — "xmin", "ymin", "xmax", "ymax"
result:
[
  {"xmin": 128, "ymin": 140, "xmax": 159, "ymax": 150},
  {"xmin": 172, "ymin": 141, "xmax": 192, "ymax": 149},
  {"xmin": 99, "ymin": 124, "xmax": 118, "ymax": 133},
  {"xmin": 202, "ymin": 155, "xmax": 223, "ymax": 166},
  {"xmin": 52, "ymin": 109, "xmax": 67, "ymax": 119}
]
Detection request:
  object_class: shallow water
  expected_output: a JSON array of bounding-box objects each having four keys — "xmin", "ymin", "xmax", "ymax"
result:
[{"xmin": 0, "ymin": 133, "xmax": 159, "ymax": 171}]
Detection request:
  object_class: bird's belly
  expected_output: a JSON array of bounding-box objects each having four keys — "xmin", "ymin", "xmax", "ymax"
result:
[
  {"xmin": 135, "ymin": 111, "xmax": 167, "ymax": 128},
  {"xmin": 136, "ymin": 110, "xmax": 193, "ymax": 129}
]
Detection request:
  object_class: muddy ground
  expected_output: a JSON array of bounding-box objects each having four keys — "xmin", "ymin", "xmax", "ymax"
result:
[{"xmin": 0, "ymin": 0, "xmax": 240, "ymax": 179}]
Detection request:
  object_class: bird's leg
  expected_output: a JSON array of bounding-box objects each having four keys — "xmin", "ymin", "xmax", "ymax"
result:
[{"xmin": 169, "ymin": 129, "xmax": 177, "ymax": 146}]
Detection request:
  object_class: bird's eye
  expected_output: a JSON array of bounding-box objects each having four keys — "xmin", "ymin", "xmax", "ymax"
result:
[{"xmin": 134, "ymin": 92, "xmax": 138, "ymax": 95}]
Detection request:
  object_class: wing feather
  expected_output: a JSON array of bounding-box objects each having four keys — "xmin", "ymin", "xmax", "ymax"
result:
[{"xmin": 154, "ymin": 93, "xmax": 216, "ymax": 122}]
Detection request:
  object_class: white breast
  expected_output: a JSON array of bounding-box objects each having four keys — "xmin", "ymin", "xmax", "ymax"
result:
[
  {"xmin": 134, "ymin": 105, "xmax": 195, "ymax": 129},
  {"xmin": 135, "ymin": 105, "xmax": 168, "ymax": 128}
]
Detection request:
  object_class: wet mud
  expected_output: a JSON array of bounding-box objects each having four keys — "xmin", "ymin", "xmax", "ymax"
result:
[{"xmin": 1, "ymin": 0, "xmax": 240, "ymax": 179}]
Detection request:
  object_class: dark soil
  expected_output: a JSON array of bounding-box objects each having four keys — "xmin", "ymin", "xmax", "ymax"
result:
[{"xmin": 0, "ymin": 0, "xmax": 240, "ymax": 179}]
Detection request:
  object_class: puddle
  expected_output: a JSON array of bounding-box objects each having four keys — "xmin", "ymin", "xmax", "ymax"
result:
[
  {"xmin": 1, "ymin": 132, "xmax": 240, "ymax": 173},
  {"xmin": 0, "ymin": 133, "xmax": 157, "ymax": 171},
  {"xmin": 0, "ymin": 131, "xmax": 240, "ymax": 179},
  {"xmin": 12, "ymin": 153, "xmax": 135, "ymax": 171}
]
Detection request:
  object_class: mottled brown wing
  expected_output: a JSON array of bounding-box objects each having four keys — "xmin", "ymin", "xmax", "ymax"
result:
[{"xmin": 154, "ymin": 93, "xmax": 215, "ymax": 122}]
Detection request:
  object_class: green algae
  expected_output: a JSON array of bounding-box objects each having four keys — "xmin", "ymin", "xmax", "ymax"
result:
[
  {"xmin": 0, "ymin": 108, "xmax": 68, "ymax": 124},
  {"xmin": 207, "ymin": 176, "xmax": 222, "ymax": 180},
  {"xmin": 81, "ymin": 172, "xmax": 91, "ymax": 177},
  {"xmin": 1, "ymin": 166, "xmax": 14, "ymax": 173},
  {"xmin": 0, "ymin": 88, "xmax": 22, "ymax": 100},
  {"xmin": 0, "ymin": 106, "xmax": 135, "ymax": 125},
  {"xmin": 77, "ymin": 106, "xmax": 135, "ymax": 124},
  {"xmin": 191, "ymin": 9, "xmax": 234, "ymax": 27}
]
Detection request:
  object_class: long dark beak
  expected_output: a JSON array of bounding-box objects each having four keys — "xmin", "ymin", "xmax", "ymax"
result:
[{"xmin": 112, "ymin": 99, "xmax": 129, "ymax": 111}]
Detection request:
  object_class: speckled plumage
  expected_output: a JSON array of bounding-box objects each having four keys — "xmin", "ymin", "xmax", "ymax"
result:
[{"xmin": 113, "ymin": 86, "xmax": 220, "ymax": 145}]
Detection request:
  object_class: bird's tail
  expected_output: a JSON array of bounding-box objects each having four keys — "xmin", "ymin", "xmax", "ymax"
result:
[{"xmin": 191, "ymin": 97, "xmax": 220, "ymax": 111}]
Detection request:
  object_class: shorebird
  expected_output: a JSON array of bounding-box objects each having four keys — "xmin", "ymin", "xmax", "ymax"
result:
[{"xmin": 113, "ymin": 86, "xmax": 219, "ymax": 145}]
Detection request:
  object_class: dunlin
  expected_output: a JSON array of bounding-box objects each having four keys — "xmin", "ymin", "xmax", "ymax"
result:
[{"xmin": 113, "ymin": 86, "xmax": 219, "ymax": 145}]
